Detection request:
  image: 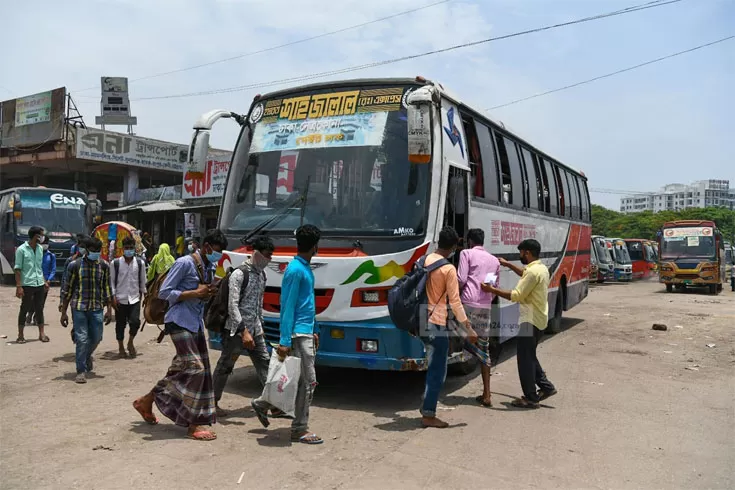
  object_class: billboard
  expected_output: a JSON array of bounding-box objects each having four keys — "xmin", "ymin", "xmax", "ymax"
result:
[
  {"xmin": 75, "ymin": 127, "xmax": 187, "ymax": 173},
  {"xmin": 0, "ymin": 87, "xmax": 66, "ymax": 148},
  {"xmin": 182, "ymin": 149, "xmax": 232, "ymax": 199}
]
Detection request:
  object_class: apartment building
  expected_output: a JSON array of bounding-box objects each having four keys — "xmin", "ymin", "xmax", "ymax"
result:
[{"xmin": 620, "ymin": 179, "xmax": 734, "ymax": 213}]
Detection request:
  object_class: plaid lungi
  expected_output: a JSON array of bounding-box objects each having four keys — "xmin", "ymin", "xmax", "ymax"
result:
[
  {"xmin": 153, "ymin": 324, "xmax": 216, "ymax": 427},
  {"xmin": 463, "ymin": 304, "xmax": 501, "ymax": 367}
]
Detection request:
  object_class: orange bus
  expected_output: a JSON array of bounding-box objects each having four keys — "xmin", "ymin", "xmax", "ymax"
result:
[{"xmin": 624, "ymin": 239, "xmax": 657, "ymax": 280}]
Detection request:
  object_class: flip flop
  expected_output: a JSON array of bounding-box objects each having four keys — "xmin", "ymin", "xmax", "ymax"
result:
[
  {"xmin": 510, "ymin": 397, "xmax": 540, "ymax": 409},
  {"xmin": 475, "ymin": 395, "xmax": 493, "ymax": 407},
  {"xmin": 270, "ymin": 409, "xmax": 292, "ymax": 419},
  {"xmin": 292, "ymin": 433, "xmax": 323, "ymax": 445},
  {"xmin": 132, "ymin": 400, "xmax": 159, "ymax": 425},
  {"xmin": 39, "ymin": 335, "xmax": 50, "ymax": 343},
  {"xmin": 16, "ymin": 338, "xmax": 27, "ymax": 344},
  {"xmin": 188, "ymin": 430, "xmax": 217, "ymax": 441},
  {"xmin": 251, "ymin": 401, "xmax": 270, "ymax": 428}
]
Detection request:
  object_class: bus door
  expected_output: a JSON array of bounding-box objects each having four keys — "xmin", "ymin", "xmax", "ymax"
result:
[
  {"xmin": 444, "ymin": 165, "xmax": 469, "ymax": 268},
  {"xmin": 0, "ymin": 194, "xmax": 17, "ymax": 276}
]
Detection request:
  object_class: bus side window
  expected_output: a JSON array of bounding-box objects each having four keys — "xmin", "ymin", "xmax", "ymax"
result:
[
  {"xmin": 579, "ymin": 177, "xmax": 591, "ymax": 221},
  {"xmin": 475, "ymin": 122, "xmax": 500, "ymax": 203},
  {"xmin": 502, "ymin": 137, "xmax": 524, "ymax": 208},
  {"xmin": 520, "ymin": 147, "xmax": 538, "ymax": 211},
  {"xmin": 554, "ymin": 165, "xmax": 570, "ymax": 216},
  {"xmin": 533, "ymin": 154, "xmax": 548, "ymax": 212},
  {"xmin": 542, "ymin": 159, "xmax": 558, "ymax": 215},
  {"xmin": 492, "ymin": 132, "xmax": 513, "ymax": 205},
  {"xmin": 461, "ymin": 117, "xmax": 484, "ymax": 199},
  {"xmin": 564, "ymin": 171, "xmax": 579, "ymax": 219},
  {"xmin": 570, "ymin": 172, "xmax": 583, "ymax": 220}
]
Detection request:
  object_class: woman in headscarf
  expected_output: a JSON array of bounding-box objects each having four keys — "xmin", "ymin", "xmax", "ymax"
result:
[{"xmin": 147, "ymin": 243, "xmax": 175, "ymax": 283}]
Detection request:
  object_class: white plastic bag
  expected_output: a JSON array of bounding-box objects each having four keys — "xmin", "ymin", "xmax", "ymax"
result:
[{"xmin": 260, "ymin": 350, "xmax": 301, "ymax": 417}]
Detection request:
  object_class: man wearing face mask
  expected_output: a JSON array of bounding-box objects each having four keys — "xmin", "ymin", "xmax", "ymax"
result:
[
  {"xmin": 26, "ymin": 238, "xmax": 57, "ymax": 328},
  {"xmin": 60, "ymin": 237, "xmax": 114, "ymax": 383},
  {"xmin": 133, "ymin": 229, "xmax": 227, "ymax": 441},
  {"xmin": 15, "ymin": 226, "xmax": 48, "ymax": 344},
  {"xmin": 213, "ymin": 236, "xmax": 285, "ymax": 418},
  {"xmin": 110, "ymin": 237, "xmax": 147, "ymax": 358},
  {"xmin": 481, "ymin": 239, "xmax": 556, "ymax": 409}
]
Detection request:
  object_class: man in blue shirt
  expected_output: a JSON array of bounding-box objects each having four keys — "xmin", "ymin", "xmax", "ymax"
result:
[
  {"xmin": 133, "ymin": 229, "xmax": 227, "ymax": 441},
  {"xmin": 252, "ymin": 224, "xmax": 323, "ymax": 445},
  {"xmin": 27, "ymin": 241, "xmax": 56, "ymax": 326}
]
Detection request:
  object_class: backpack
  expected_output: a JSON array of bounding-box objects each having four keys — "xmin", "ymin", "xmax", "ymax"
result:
[
  {"xmin": 113, "ymin": 257, "xmax": 145, "ymax": 293},
  {"xmin": 387, "ymin": 255, "xmax": 449, "ymax": 336},
  {"xmin": 143, "ymin": 253, "xmax": 205, "ymax": 326},
  {"xmin": 204, "ymin": 264, "xmax": 250, "ymax": 333}
]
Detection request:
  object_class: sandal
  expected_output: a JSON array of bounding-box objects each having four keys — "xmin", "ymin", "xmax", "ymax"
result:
[
  {"xmin": 251, "ymin": 401, "xmax": 270, "ymax": 428},
  {"xmin": 510, "ymin": 397, "xmax": 540, "ymax": 409},
  {"xmin": 39, "ymin": 335, "xmax": 50, "ymax": 343},
  {"xmin": 188, "ymin": 429, "xmax": 217, "ymax": 441},
  {"xmin": 537, "ymin": 388, "xmax": 558, "ymax": 401},
  {"xmin": 291, "ymin": 433, "xmax": 323, "ymax": 445},
  {"xmin": 475, "ymin": 395, "xmax": 493, "ymax": 407},
  {"xmin": 270, "ymin": 408, "xmax": 292, "ymax": 419},
  {"xmin": 132, "ymin": 400, "xmax": 159, "ymax": 425},
  {"xmin": 16, "ymin": 337, "xmax": 27, "ymax": 344}
]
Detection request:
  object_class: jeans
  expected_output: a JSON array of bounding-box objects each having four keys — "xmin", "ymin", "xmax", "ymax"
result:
[
  {"xmin": 420, "ymin": 323, "xmax": 449, "ymax": 417},
  {"xmin": 253, "ymin": 335, "xmax": 317, "ymax": 434},
  {"xmin": 73, "ymin": 309, "xmax": 104, "ymax": 374},
  {"xmin": 516, "ymin": 322, "xmax": 555, "ymax": 403},
  {"xmin": 115, "ymin": 302, "xmax": 141, "ymax": 341},
  {"xmin": 18, "ymin": 286, "xmax": 45, "ymax": 328},
  {"xmin": 213, "ymin": 331, "xmax": 271, "ymax": 403}
]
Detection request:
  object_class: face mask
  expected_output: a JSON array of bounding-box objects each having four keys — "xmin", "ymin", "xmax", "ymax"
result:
[
  {"xmin": 36, "ymin": 235, "xmax": 46, "ymax": 244},
  {"xmin": 206, "ymin": 251, "xmax": 223, "ymax": 264},
  {"xmin": 252, "ymin": 251, "xmax": 270, "ymax": 270},
  {"xmin": 42, "ymin": 244, "xmax": 49, "ymax": 252},
  {"xmin": 87, "ymin": 252, "xmax": 101, "ymax": 261},
  {"xmin": 78, "ymin": 247, "xmax": 87, "ymax": 256},
  {"xmin": 124, "ymin": 249, "xmax": 135, "ymax": 258},
  {"xmin": 188, "ymin": 244, "xmax": 194, "ymax": 253}
]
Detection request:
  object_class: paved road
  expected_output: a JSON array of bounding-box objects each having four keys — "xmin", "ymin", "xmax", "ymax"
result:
[{"xmin": 1, "ymin": 281, "xmax": 733, "ymax": 489}]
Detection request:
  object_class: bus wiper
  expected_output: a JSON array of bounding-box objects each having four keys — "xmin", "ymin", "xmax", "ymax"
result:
[
  {"xmin": 299, "ymin": 176, "xmax": 311, "ymax": 227},
  {"xmin": 240, "ymin": 185, "xmax": 309, "ymax": 245}
]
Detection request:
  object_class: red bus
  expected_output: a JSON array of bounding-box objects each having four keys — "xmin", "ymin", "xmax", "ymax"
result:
[{"xmin": 624, "ymin": 239, "xmax": 656, "ymax": 280}]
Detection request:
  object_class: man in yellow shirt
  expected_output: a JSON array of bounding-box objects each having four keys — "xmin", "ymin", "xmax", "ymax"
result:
[
  {"xmin": 482, "ymin": 239, "xmax": 557, "ymax": 409},
  {"xmin": 175, "ymin": 230, "xmax": 185, "ymax": 258}
]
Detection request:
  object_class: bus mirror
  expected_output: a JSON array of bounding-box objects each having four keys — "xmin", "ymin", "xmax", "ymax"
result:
[
  {"xmin": 187, "ymin": 130, "xmax": 210, "ymax": 176},
  {"xmin": 12, "ymin": 194, "xmax": 22, "ymax": 220},
  {"xmin": 407, "ymin": 104, "xmax": 431, "ymax": 164}
]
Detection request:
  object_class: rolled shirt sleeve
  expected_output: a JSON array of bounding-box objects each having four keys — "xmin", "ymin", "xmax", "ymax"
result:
[
  {"xmin": 14, "ymin": 247, "xmax": 24, "ymax": 272},
  {"xmin": 159, "ymin": 259, "xmax": 186, "ymax": 306}
]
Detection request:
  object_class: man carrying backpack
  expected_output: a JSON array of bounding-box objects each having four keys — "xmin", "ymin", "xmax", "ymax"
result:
[
  {"xmin": 421, "ymin": 227, "xmax": 478, "ymax": 428},
  {"xmin": 110, "ymin": 237, "xmax": 147, "ymax": 358},
  {"xmin": 212, "ymin": 236, "xmax": 285, "ymax": 418}
]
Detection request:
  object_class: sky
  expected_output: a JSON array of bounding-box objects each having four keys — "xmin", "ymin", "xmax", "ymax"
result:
[{"xmin": 1, "ymin": 0, "xmax": 733, "ymax": 209}]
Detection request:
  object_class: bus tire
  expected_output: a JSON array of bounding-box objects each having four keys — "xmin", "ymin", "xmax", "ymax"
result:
[
  {"xmin": 546, "ymin": 289, "xmax": 564, "ymax": 334},
  {"xmin": 665, "ymin": 284, "xmax": 673, "ymax": 293},
  {"xmin": 709, "ymin": 284, "xmax": 717, "ymax": 295},
  {"xmin": 448, "ymin": 356, "xmax": 478, "ymax": 376}
]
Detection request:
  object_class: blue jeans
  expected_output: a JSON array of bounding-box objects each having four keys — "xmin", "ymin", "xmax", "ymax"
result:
[
  {"xmin": 420, "ymin": 323, "xmax": 449, "ymax": 417},
  {"xmin": 73, "ymin": 309, "xmax": 104, "ymax": 374}
]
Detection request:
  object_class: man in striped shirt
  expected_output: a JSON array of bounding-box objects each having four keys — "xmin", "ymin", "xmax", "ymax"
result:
[{"xmin": 60, "ymin": 236, "xmax": 113, "ymax": 384}]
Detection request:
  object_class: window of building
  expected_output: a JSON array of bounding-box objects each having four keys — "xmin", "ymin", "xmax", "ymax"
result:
[{"xmin": 474, "ymin": 122, "xmax": 500, "ymax": 203}]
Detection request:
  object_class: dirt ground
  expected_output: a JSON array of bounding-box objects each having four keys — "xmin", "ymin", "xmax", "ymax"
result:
[{"xmin": 0, "ymin": 280, "xmax": 733, "ymax": 489}]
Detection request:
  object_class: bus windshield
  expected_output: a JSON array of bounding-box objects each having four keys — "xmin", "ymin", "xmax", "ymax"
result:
[
  {"xmin": 626, "ymin": 241, "xmax": 644, "ymax": 261},
  {"xmin": 612, "ymin": 242, "xmax": 631, "ymax": 264},
  {"xmin": 17, "ymin": 190, "xmax": 87, "ymax": 237},
  {"xmin": 220, "ymin": 84, "xmax": 430, "ymax": 238},
  {"xmin": 593, "ymin": 238, "xmax": 612, "ymax": 263},
  {"xmin": 661, "ymin": 227, "xmax": 716, "ymax": 260},
  {"xmin": 644, "ymin": 243, "xmax": 656, "ymax": 262}
]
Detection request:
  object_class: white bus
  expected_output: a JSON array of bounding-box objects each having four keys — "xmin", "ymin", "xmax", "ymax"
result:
[{"xmin": 188, "ymin": 77, "xmax": 591, "ymax": 373}]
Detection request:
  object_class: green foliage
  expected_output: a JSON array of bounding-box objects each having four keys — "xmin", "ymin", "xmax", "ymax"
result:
[{"xmin": 591, "ymin": 205, "xmax": 735, "ymax": 242}]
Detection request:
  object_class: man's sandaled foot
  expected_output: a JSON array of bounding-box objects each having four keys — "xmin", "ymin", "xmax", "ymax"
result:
[
  {"xmin": 421, "ymin": 416, "xmax": 449, "ymax": 428},
  {"xmin": 291, "ymin": 432, "xmax": 323, "ymax": 444},
  {"xmin": 39, "ymin": 335, "xmax": 50, "ymax": 342},
  {"xmin": 118, "ymin": 348, "xmax": 128, "ymax": 358},
  {"xmin": 537, "ymin": 388, "xmax": 557, "ymax": 401},
  {"xmin": 270, "ymin": 408, "xmax": 291, "ymax": 419},
  {"xmin": 75, "ymin": 373, "xmax": 87, "ymax": 384},
  {"xmin": 16, "ymin": 337, "xmax": 27, "ymax": 344},
  {"xmin": 511, "ymin": 396, "xmax": 540, "ymax": 409},
  {"xmin": 250, "ymin": 401, "xmax": 270, "ymax": 428},
  {"xmin": 475, "ymin": 395, "xmax": 493, "ymax": 407},
  {"xmin": 127, "ymin": 343, "xmax": 137, "ymax": 358},
  {"xmin": 133, "ymin": 398, "xmax": 159, "ymax": 425},
  {"xmin": 188, "ymin": 426, "xmax": 216, "ymax": 441}
]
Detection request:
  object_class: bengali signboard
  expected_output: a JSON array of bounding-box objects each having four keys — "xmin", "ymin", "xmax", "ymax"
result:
[
  {"xmin": 663, "ymin": 227, "xmax": 713, "ymax": 239},
  {"xmin": 75, "ymin": 127, "xmax": 187, "ymax": 173},
  {"xmin": 248, "ymin": 86, "xmax": 410, "ymax": 154},
  {"xmin": 182, "ymin": 149, "xmax": 232, "ymax": 199},
  {"xmin": 15, "ymin": 91, "xmax": 52, "ymax": 126}
]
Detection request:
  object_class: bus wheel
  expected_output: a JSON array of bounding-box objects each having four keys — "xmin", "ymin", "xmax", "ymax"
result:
[
  {"xmin": 546, "ymin": 291, "xmax": 564, "ymax": 334},
  {"xmin": 709, "ymin": 284, "xmax": 718, "ymax": 295},
  {"xmin": 665, "ymin": 284, "xmax": 673, "ymax": 293},
  {"xmin": 448, "ymin": 356, "xmax": 478, "ymax": 376}
]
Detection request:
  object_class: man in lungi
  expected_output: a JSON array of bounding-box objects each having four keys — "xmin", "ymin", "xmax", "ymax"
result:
[
  {"xmin": 133, "ymin": 229, "xmax": 228, "ymax": 441},
  {"xmin": 458, "ymin": 228, "xmax": 501, "ymax": 407}
]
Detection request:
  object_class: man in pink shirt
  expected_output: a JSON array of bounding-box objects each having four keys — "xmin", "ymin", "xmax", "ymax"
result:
[{"xmin": 458, "ymin": 228, "xmax": 500, "ymax": 407}]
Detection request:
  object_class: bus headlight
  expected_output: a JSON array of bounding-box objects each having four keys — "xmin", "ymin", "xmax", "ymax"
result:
[
  {"xmin": 351, "ymin": 287, "xmax": 390, "ymax": 307},
  {"xmin": 357, "ymin": 339, "xmax": 379, "ymax": 353}
]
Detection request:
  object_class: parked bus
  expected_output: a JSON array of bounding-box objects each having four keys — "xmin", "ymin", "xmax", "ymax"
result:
[
  {"xmin": 0, "ymin": 187, "xmax": 102, "ymax": 281},
  {"xmin": 606, "ymin": 238, "xmax": 633, "ymax": 281},
  {"xmin": 658, "ymin": 220, "xmax": 726, "ymax": 294},
  {"xmin": 624, "ymin": 238, "xmax": 657, "ymax": 280},
  {"xmin": 188, "ymin": 77, "xmax": 591, "ymax": 372},
  {"xmin": 589, "ymin": 243, "xmax": 599, "ymax": 283},
  {"xmin": 591, "ymin": 235, "xmax": 614, "ymax": 282},
  {"xmin": 724, "ymin": 240, "xmax": 733, "ymax": 280}
]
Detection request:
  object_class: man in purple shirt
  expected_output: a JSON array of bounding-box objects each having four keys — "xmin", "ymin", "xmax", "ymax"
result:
[
  {"xmin": 133, "ymin": 229, "xmax": 227, "ymax": 442},
  {"xmin": 458, "ymin": 228, "xmax": 500, "ymax": 407}
]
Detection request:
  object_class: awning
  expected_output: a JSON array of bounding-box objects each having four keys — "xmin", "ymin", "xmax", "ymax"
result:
[{"xmin": 104, "ymin": 200, "xmax": 219, "ymax": 213}]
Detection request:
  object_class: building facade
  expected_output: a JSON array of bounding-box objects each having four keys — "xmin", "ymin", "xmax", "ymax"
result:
[{"xmin": 620, "ymin": 179, "xmax": 735, "ymax": 213}]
